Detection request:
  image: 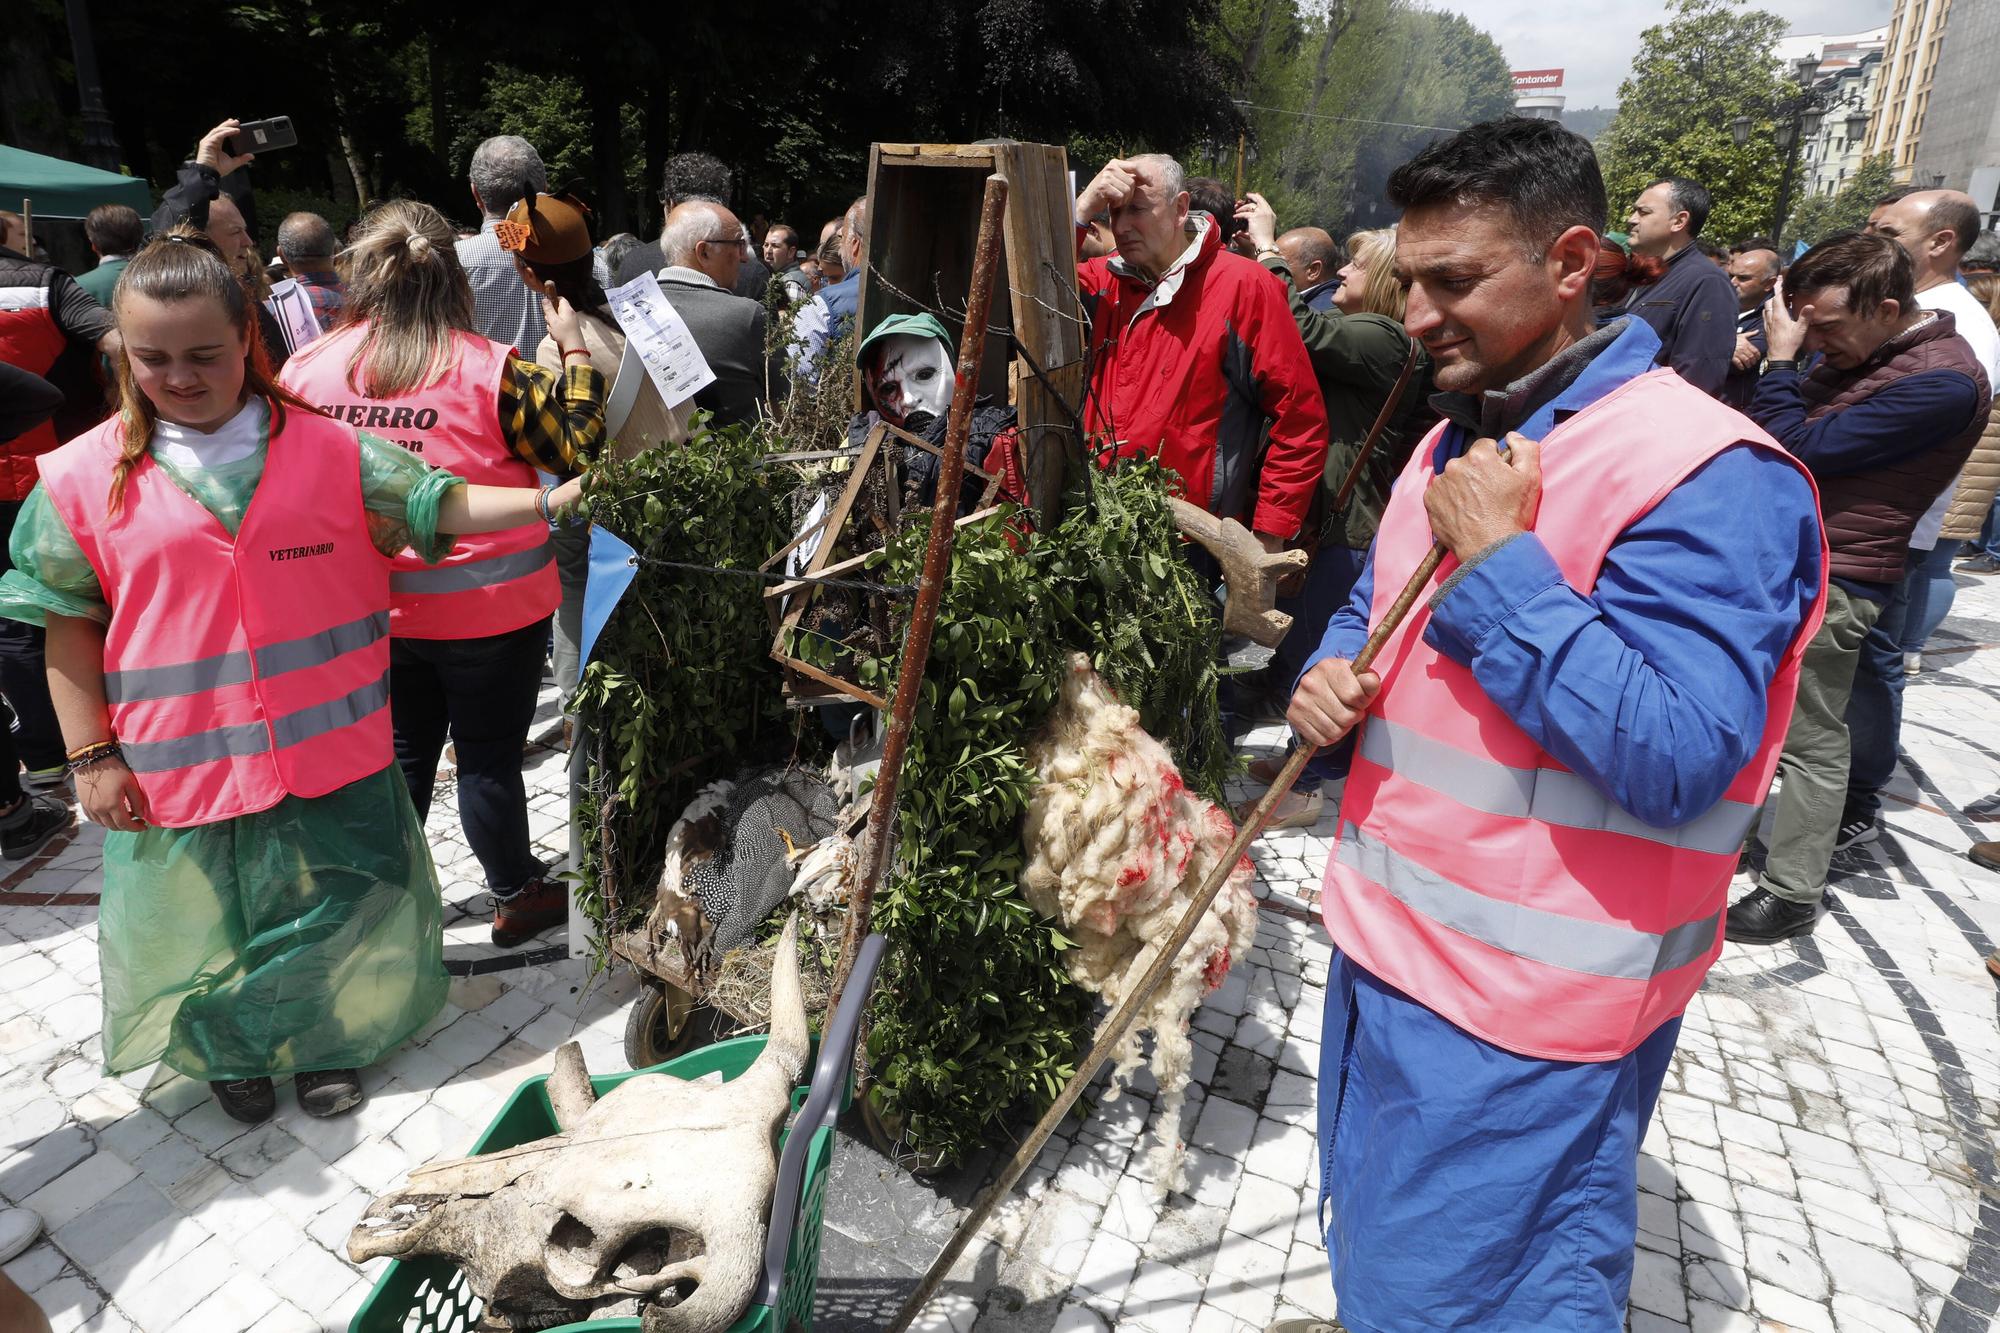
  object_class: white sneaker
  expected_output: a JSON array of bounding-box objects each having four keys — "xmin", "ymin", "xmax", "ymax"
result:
[
  {"xmin": 1905, "ymin": 652, "xmax": 1923, "ymax": 675},
  {"xmin": 0, "ymin": 1206, "xmax": 42, "ymax": 1263}
]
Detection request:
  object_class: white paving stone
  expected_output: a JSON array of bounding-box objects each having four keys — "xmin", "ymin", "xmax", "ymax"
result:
[{"xmin": 9, "ymin": 608, "xmax": 2000, "ymax": 1333}]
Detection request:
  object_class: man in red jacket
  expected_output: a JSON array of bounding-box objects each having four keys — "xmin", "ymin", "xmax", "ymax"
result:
[{"xmin": 1073, "ymin": 155, "xmax": 1328, "ymax": 547}]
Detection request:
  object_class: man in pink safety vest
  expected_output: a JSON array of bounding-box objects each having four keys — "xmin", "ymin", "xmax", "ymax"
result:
[{"xmin": 1275, "ymin": 119, "xmax": 1826, "ymax": 1332}]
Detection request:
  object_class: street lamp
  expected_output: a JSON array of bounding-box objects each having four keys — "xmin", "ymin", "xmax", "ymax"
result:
[{"xmin": 1739, "ymin": 55, "xmax": 1840, "ymax": 247}]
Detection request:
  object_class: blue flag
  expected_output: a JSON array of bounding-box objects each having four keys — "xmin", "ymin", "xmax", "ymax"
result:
[{"xmin": 580, "ymin": 526, "xmax": 640, "ymax": 674}]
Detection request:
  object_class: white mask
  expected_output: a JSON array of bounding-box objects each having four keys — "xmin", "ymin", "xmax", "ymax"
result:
[{"xmin": 866, "ymin": 333, "xmax": 955, "ymax": 425}]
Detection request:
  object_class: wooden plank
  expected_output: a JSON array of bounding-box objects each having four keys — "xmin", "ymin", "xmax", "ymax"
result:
[
  {"xmin": 875, "ymin": 144, "xmax": 998, "ymax": 168},
  {"xmin": 992, "ymin": 141, "xmax": 1085, "ymax": 370},
  {"xmin": 775, "ymin": 653, "xmax": 891, "ymax": 712}
]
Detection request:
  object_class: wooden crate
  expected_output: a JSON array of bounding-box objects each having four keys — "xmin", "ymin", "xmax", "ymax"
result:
[{"xmin": 858, "ymin": 141, "xmax": 1086, "ymax": 525}]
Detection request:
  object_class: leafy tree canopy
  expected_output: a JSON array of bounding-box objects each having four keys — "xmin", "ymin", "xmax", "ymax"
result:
[{"xmin": 1597, "ymin": 0, "xmax": 1793, "ymax": 245}]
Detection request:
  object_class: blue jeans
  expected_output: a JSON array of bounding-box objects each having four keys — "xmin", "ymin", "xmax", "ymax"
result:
[
  {"xmin": 1269, "ymin": 545, "xmax": 1368, "ymax": 794},
  {"xmin": 1976, "ymin": 499, "xmax": 2000, "ymax": 560},
  {"xmin": 1844, "ymin": 566, "xmax": 1915, "ymax": 821},
  {"xmin": 1901, "ymin": 539, "xmax": 1962, "ymax": 653},
  {"xmin": 390, "ymin": 622, "xmax": 549, "ymax": 896}
]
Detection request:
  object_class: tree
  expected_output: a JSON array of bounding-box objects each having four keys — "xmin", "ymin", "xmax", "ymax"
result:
[
  {"xmin": 1205, "ymin": 0, "xmax": 1515, "ymax": 236},
  {"xmin": 1787, "ymin": 153, "xmax": 1899, "ymax": 247},
  {"xmin": 1597, "ymin": 0, "xmax": 1792, "ymax": 244}
]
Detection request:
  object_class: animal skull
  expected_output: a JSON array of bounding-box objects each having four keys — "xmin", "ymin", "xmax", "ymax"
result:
[
  {"xmin": 348, "ymin": 917, "xmax": 810, "ymax": 1332},
  {"xmin": 1166, "ymin": 496, "xmax": 1310, "ymax": 646}
]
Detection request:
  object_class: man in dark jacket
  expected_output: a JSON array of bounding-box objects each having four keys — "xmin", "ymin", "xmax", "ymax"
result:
[
  {"xmin": 1728, "ymin": 230, "xmax": 1991, "ymax": 944},
  {"xmin": 1070, "ymin": 154, "xmax": 1328, "ymax": 546},
  {"xmin": 1623, "ymin": 177, "xmax": 1738, "ymax": 395},
  {"xmin": 1722, "ymin": 238, "xmax": 1781, "ymax": 409},
  {"xmin": 611, "ymin": 152, "xmax": 771, "ymax": 301},
  {"xmin": 152, "ymin": 119, "xmax": 288, "ymax": 369},
  {"xmin": 655, "ymin": 201, "xmax": 776, "ymax": 427}
]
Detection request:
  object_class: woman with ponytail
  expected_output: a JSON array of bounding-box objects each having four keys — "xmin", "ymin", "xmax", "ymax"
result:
[
  {"xmin": 0, "ymin": 231, "xmax": 583, "ymax": 1124},
  {"xmin": 498, "ymin": 190, "xmax": 692, "ymax": 708},
  {"xmin": 280, "ymin": 199, "xmax": 606, "ymax": 952}
]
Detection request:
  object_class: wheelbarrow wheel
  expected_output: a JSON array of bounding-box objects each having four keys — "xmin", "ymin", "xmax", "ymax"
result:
[{"xmin": 622, "ymin": 980, "xmax": 716, "ymax": 1068}]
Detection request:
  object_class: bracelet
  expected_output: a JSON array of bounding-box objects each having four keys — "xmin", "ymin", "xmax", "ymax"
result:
[
  {"xmin": 1257, "ymin": 247, "xmax": 1283, "ymax": 260},
  {"xmin": 1765, "ymin": 358, "xmax": 1799, "ymax": 372},
  {"xmin": 66, "ymin": 742, "xmax": 123, "ymax": 776},
  {"xmin": 535, "ymin": 483, "xmax": 557, "ymax": 524},
  {"xmin": 560, "ymin": 346, "xmax": 589, "ymax": 361},
  {"xmin": 65, "ymin": 738, "xmax": 117, "ymax": 763}
]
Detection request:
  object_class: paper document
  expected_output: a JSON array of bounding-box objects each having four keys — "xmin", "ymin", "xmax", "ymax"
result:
[
  {"xmin": 264, "ymin": 279, "xmax": 323, "ymax": 354},
  {"xmin": 604, "ymin": 272, "xmax": 716, "ymax": 409}
]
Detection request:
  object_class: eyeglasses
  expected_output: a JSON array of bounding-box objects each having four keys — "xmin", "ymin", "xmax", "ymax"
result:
[{"xmin": 701, "ymin": 236, "xmax": 750, "ymax": 253}]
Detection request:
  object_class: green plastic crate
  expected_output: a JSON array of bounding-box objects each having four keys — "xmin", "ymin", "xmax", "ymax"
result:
[{"xmin": 348, "ymin": 933, "xmax": 883, "ymax": 1333}]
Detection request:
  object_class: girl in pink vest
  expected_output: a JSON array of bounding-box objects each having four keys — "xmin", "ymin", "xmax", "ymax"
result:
[
  {"xmin": 2, "ymin": 232, "xmax": 583, "ymax": 1126},
  {"xmin": 279, "ymin": 201, "xmax": 605, "ymax": 952}
]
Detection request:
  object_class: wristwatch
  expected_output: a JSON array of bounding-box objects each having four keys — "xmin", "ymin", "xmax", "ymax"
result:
[{"xmin": 1765, "ymin": 358, "xmax": 1799, "ymax": 372}]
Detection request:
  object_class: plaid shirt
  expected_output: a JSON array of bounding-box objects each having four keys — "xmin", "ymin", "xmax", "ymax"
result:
[
  {"xmin": 497, "ymin": 356, "xmax": 606, "ymax": 476},
  {"xmin": 292, "ymin": 269, "xmax": 346, "ymax": 332}
]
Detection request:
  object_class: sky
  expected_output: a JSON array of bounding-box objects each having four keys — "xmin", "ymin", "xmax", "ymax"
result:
[{"xmin": 1431, "ymin": 0, "xmax": 1894, "ymax": 109}]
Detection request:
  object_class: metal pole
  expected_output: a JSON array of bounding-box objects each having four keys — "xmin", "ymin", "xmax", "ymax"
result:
[
  {"xmin": 1772, "ymin": 98, "xmax": 1808, "ymax": 250},
  {"xmin": 886, "ymin": 538, "xmax": 1449, "ymax": 1333},
  {"xmin": 64, "ymin": 0, "xmax": 122, "ymax": 172},
  {"xmin": 827, "ymin": 173, "xmax": 1012, "ymax": 1012}
]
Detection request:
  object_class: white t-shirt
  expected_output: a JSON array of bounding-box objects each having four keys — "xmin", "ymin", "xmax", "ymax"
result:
[{"xmin": 1909, "ymin": 279, "xmax": 1999, "ymax": 551}]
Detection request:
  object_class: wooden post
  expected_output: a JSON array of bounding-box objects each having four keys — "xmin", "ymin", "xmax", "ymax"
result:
[
  {"xmin": 1233, "ymin": 132, "xmax": 1246, "ymax": 201},
  {"xmin": 827, "ymin": 173, "xmax": 1012, "ymax": 1012},
  {"xmin": 19, "ymin": 200, "xmax": 32, "ymax": 256}
]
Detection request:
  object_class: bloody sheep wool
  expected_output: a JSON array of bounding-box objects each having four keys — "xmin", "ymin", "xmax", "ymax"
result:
[{"xmin": 1021, "ymin": 654, "xmax": 1259, "ymax": 1196}]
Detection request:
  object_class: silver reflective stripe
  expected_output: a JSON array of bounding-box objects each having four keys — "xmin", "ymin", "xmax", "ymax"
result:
[
  {"xmin": 1336, "ymin": 822, "xmax": 1720, "ymax": 980},
  {"xmin": 121, "ymin": 720, "xmax": 270, "ymax": 773},
  {"xmin": 119, "ymin": 672, "xmax": 389, "ymax": 774},
  {"xmin": 105, "ymin": 651, "xmax": 254, "ymax": 705},
  {"xmin": 106, "ymin": 610, "xmax": 389, "ymax": 704},
  {"xmin": 253, "ymin": 610, "xmax": 389, "ymax": 679},
  {"xmin": 1359, "ymin": 718, "xmax": 1757, "ymax": 856},
  {"xmin": 270, "ymin": 672, "xmax": 390, "ymax": 749},
  {"xmin": 391, "ymin": 542, "xmax": 554, "ymax": 595}
]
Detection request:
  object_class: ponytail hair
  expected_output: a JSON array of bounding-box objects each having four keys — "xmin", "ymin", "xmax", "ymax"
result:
[
  {"xmin": 106, "ymin": 229, "xmax": 317, "ymax": 516},
  {"xmin": 339, "ymin": 200, "xmax": 478, "ymax": 398}
]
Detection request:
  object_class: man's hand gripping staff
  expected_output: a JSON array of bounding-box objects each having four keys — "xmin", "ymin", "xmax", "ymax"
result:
[{"xmin": 1289, "ymin": 430, "xmax": 1542, "ymax": 751}]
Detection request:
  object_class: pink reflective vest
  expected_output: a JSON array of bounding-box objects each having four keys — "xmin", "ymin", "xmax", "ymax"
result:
[
  {"xmin": 37, "ymin": 406, "xmax": 393, "ymax": 829},
  {"xmin": 280, "ymin": 324, "xmax": 557, "ymax": 640},
  {"xmin": 1321, "ymin": 369, "xmax": 1828, "ymax": 1061}
]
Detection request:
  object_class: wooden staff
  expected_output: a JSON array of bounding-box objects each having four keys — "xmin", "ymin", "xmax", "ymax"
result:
[
  {"xmin": 885, "ymin": 532, "xmax": 1447, "ymax": 1333},
  {"xmin": 827, "ymin": 172, "xmax": 1011, "ymax": 1012},
  {"xmin": 1233, "ymin": 132, "xmax": 1246, "ymax": 202},
  {"xmin": 1330, "ymin": 336, "xmax": 1425, "ymax": 514}
]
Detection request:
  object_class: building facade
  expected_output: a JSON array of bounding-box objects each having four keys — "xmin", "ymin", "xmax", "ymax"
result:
[
  {"xmin": 1863, "ymin": 0, "xmax": 1954, "ymax": 182},
  {"xmin": 1916, "ymin": 0, "xmax": 2000, "ymax": 224},
  {"xmin": 1799, "ymin": 50, "xmax": 1885, "ymax": 200},
  {"xmin": 1512, "ymin": 69, "xmax": 1565, "ymax": 121}
]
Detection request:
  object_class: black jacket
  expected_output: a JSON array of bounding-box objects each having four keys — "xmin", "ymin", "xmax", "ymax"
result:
[
  {"xmin": 1721, "ymin": 306, "xmax": 1766, "ymax": 411},
  {"xmin": 612, "ymin": 240, "xmax": 772, "ymax": 303},
  {"xmin": 150, "ymin": 163, "xmax": 286, "ymax": 370},
  {"xmin": 1624, "ymin": 243, "xmax": 1737, "ymax": 396}
]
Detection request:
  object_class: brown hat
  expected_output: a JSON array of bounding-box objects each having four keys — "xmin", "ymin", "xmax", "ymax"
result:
[{"xmin": 496, "ymin": 191, "xmax": 594, "ymax": 264}]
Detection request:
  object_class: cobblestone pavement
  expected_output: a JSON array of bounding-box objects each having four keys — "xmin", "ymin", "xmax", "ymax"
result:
[{"xmin": 7, "ymin": 567, "xmax": 2000, "ymax": 1332}]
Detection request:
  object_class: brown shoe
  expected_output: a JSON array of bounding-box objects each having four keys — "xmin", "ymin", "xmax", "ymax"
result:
[
  {"xmin": 1968, "ymin": 842, "xmax": 2000, "ymax": 874},
  {"xmin": 1987, "ymin": 952, "xmax": 2000, "ymax": 981},
  {"xmin": 1247, "ymin": 754, "xmax": 1288, "ymax": 784},
  {"xmin": 492, "ymin": 877, "xmax": 566, "ymax": 947}
]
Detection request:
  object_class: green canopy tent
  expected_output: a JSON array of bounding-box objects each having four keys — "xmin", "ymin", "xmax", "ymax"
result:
[{"xmin": 0, "ymin": 145, "xmax": 151, "ymax": 221}]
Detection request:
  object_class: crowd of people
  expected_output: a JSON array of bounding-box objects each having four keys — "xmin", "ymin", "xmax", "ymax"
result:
[{"xmin": 3, "ymin": 108, "xmax": 1999, "ymax": 1333}]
